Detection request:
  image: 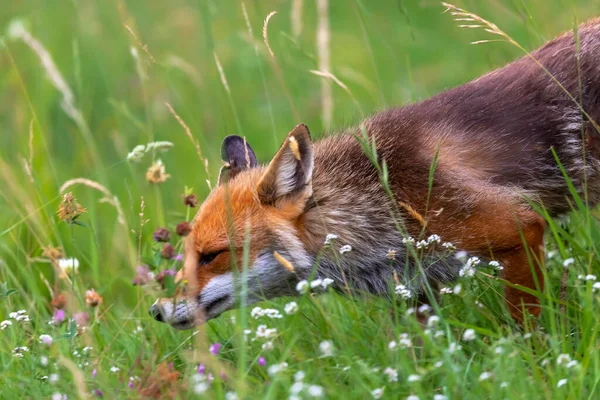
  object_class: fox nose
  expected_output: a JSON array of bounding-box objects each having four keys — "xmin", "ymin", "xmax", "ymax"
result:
[{"xmin": 149, "ymin": 302, "xmax": 164, "ymax": 323}]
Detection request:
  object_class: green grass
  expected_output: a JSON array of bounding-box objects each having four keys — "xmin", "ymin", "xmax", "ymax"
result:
[{"xmin": 2, "ymin": 0, "xmax": 600, "ymax": 398}]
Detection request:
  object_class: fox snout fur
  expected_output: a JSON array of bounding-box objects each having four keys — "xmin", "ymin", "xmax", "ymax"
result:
[{"xmin": 151, "ymin": 19, "xmax": 600, "ymax": 329}]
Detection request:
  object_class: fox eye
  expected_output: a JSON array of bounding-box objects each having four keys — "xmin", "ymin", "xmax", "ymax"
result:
[{"xmin": 198, "ymin": 250, "xmax": 225, "ymax": 266}]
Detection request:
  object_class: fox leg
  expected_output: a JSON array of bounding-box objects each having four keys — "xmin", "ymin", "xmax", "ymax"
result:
[{"xmin": 428, "ymin": 202, "xmax": 546, "ymax": 321}]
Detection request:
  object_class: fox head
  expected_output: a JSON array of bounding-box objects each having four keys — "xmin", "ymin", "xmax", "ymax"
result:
[{"xmin": 150, "ymin": 125, "xmax": 316, "ymax": 329}]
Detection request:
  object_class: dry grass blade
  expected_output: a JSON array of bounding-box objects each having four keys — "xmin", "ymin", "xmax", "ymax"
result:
[
  {"xmin": 263, "ymin": 11, "xmax": 278, "ymax": 58},
  {"xmin": 310, "ymin": 70, "xmax": 363, "ymax": 116},
  {"xmin": 59, "ymin": 178, "xmax": 127, "ymax": 226}
]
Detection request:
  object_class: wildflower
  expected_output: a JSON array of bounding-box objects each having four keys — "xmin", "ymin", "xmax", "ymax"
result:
[
  {"xmin": 85, "ymin": 289, "xmax": 103, "ymax": 307},
  {"xmin": 210, "ymin": 342, "xmax": 221, "ymax": 355},
  {"xmin": 557, "ymin": 354, "xmax": 572, "ymax": 366},
  {"xmin": 193, "ymin": 381, "xmax": 209, "ymax": 394},
  {"xmin": 58, "ymin": 257, "xmax": 79, "ymax": 277},
  {"xmin": 439, "ymin": 287, "xmax": 453, "ymax": 295},
  {"xmin": 51, "ymin": 394, "xmax": 67, "ymax": 400},
  {"xmin": 448, "ymin": 342, "xmax": 462, "ymax": 354},
  {"xmin": 251, "ymin": 307, "xmax": 265, "ymax": 318},
  {"xmin": 442, "ymin": 242, "xmax": 456, "ymax": 250},
  {"xmin": 593, "ymin": 282, "xmax": 600, "ymax": 292},
  {"xmin": 225, "ymin": 392, "xmax": 238, "ymax": 400},
  {"xmin": 433, "ymin": 395, "xmax": 448, "ymax": 400},
  {"xmin": 402, "ymin": 236, "xmax": 415, "ymax": 244},
  {"xmin": 339, "ymin": 245, "xmax": 352, "ymax": 254},
  {"xmin": 127, "ymin": 144, "xmax": 145, "ymax": 162},
  {"xmin": 284, "ymin": 302, "xmax": 299, "ymax": 315},
  {"xmin": 92, "ymin": 369, "xmax": 97, "ymax": 379},
  {"xmin": 488, "ymin": 260, "xmax": 503, "ymax": 269},
  {"xmin": 459, "ymin": 257, "xmax": 480, "ymax": 277},
  {"xmin": 310, "ymin": 279, "xmax": 324, "ymax": 289},
  {"xmin": 52, "ymin": 293, "xmax": 67, "ymax": 309},
  {"xmin": 418, "ymin": 304, "xmax": 432, "ymax": 314},
  {"xmin": 52, "ymin": 309, "xmax": 66, "ymax": 325},
  {"xmin": 324, "ymin": 234, "xmax": 338, "ymax": 245},
  {"xmin": 153, "ymin": 227, "xmax": 171, "ymax": 242},
  {"xmin": 398, "ymin": 333, "xmax": 413, "ymax": 348},
  {"xmin": 39, "ymin": 334, "xmax": 53, "ymax": 346},
  {"xmin": 1, "ymin": 320, "xmax": 12, "ymax": 330},
  {"xmin": 145, "ymin": 159, "xmax": 171, "ymax": 184},
  {"xmin": 255, "ymin": 325, "xmax": 277, "ymax": 338},
  {"xmin": 12, "ymin": 346, "xmax": 29, "ymax": 358},
  {"xmin": 42, "ymin": 245, "xmax": 64, "ymax": 262},
  {"xmin": 267, "ymin": 362, "xmax": 288, "ymax": 375},
  {"xmin": 41, "ymin": 356, "xmax": 49, "ymax": 366},
  {"xmin": 494, "ymin": 346, "xmax": 503, "ymax": 354},
  {"xmin": 183, "ymin": 194, "xmax": 198, "ymax": 207},
  {"xmin": 322, "ymin": 278, "xmax": 334, "ymax": 289},
  {"xmin": 295, "ymin": 371, "xmax": 305, "ymax": 381},
  {"xmin": 262, "ymin": 341, "xmax": 274, "ymax": 351},
  {"xmin": 49, "ymin": 373, "xmax": 59, "ymax": 383},
  {"xmin": 57, "ymin": 192, "xmax": 86, "ymax": 223},
  {"xmin": 319, "ymin": 340, "xmax": 334, "ymax": 357},
  {"xmin": 427, "ymin": 315, "xmax": 440, "ymax": 327},
  {"xmin": 434, "ymin": 361, "xmax": 443, "ymax": 368},
  {"xmin": 563, "ymin": 258, "xmax": 575, "ymax": 267},
  {"xmin": 290, "ymin": 382, "xmax": 304, "ymax": 394},
  {"xmin": 258, "ymin": 357, "xmax": 266, "ymax": 366},
  {"xmin": 453, "ymin": 284, "xmax": 462, "ymax": 294},
  {"xmin": 395, "ymin": 284, "xmax": 412, "ymax": 299},
  {"xmin": 161, "ymin": 243, "xmax": 175, "ymax": 259},
  {"xmin": 132, "ymin": 265, "xmax": 153, "ymax": 286},
  {"xmin": 307, "ymin": 385, "xmax": 324, "ymax": 397},
  {"xmin": 296, "ymin": 280, "xmax": 309, "ymax": 294},
  {"xmin": 176, "ymin": 222, "xmax": 192, "ymax": 236},
  {"xmin": 557, "ymin": 378, "xmax": 568, "ymax": 388},
  {"xmin": 371, "ymin": 387, "xmax": 384, "ymax": 399},
  {"xmin": 110, "ymin": 366, "xmax": 120, "ymax": 373},
  {"xmin": 427, "ymin": 234, "xmax": 441, "ymax": 244},
  {"xmin": 455, "ymin": 250, "xmax": 468, "ymax": 260},
  {"xmin": 407, "ymin": 374, "xmax": 421, "ymax": 382},
  {"xmin": 384, "ymin": 367, "xmax": 398, "ymax": 382},
  {"xmin": 415, "ymin": 240, "xmax": 428, "ymax": 249},
  {"xmin": 462, "ymin": 329, "xmax": 476, "ymax": 341},
  {"xmin": 585, "ymin": 274, "xmax": 597, "ymax": 281},
  {"xmin": 407, "ymin": 396, "xmax": 419, "ymax": 400},
  {"xmin": 388, "ymin": 340, "xmax": 397, "ymax": 350},
  {"xmin": 479, "ymin": 372, "xmax": 492, "ymax": 381},
  {"xmin": 386, "ymin": 249, "xmax": 397, "ymax": 260},
  {"xmin": 73, "ymin": 312, "xmax": 90, "ymax": 326},
  {"xmin": 566, "ymin": 360, "xmax": 578, "ymax": 369},
  {"xmin": 265, "ymin": 308, "xmax": 282, "ymax": 319}
]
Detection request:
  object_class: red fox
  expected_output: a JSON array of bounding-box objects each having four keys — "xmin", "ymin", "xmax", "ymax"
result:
[{"xmin": 150, "ymin": 20, "xmax": 600, "ymax": 329}]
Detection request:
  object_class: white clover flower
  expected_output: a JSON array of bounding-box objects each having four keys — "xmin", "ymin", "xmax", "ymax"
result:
[
  {"xmin": 395, "ymin": 284, "xmax": 412, "ymax": 299},
  {"xmin": 439, "ymin": 287, "xmax": 453, "ymax": 295},
  {"xmin": 0, "ymin": 320, "xmax": 12, "ymax": 330},
  {"xmin": 462, "ymin": 329, "xmax": 476, "ymax": 341},
  {"xmin": 585, "ymin": 274, "xmax": 597, "ymax": 281},
  {"xmin": 448, "ymin": 342, "xmax": 462, "ymax": 354},
  {"xmin": 58, "ymin": 258, "xmax": 79, "ymax": 275},
  {"xmin": 324, "ymin": 234, "xmax": 338, "ymax": 245},
  {"xmin": 556, "ymin": 354, "xmax": 572, "ymax": 366},
  {"xmin": 262, "ymin": 341, "xmax": 274, "ymax": 351},
  {"xmin": 39, "ymin": 334, "xmax": 53, "ymax": 346},
  {"xmin": 388, "ymin": 340, "xmax": 397, "ymax": 350},
  {"xmin": 479, "ymin": 371, "xmax": 492, "ymax": 381},
  {"xmin": 296, "ymin": 280, "xmax": 309, "ymax": 294},
  {"xmin": 267, "ymin": 362, "xmax": 288, "ymax": 375},
  {"xmin": 371, "ymin": 387, "xmax": 384, "ymax": 399},
  {"xmin": 307, "ymin": 385, "xmax": 324, "ymax": 397},
  {"xmin": 563, "ymin": 258, "xmax": 575, "ymax": 267},
  {"xmin": 557, "ymin": 378, "xmax": 568, "ymax": 388},
  {"xmin": 442, "ymin": 242, "xmax": 456, "ymax": 250},
  {"xmin": 319, "ymin": 340, "xmax": 334, "ymax": 357},
  {"xmin": 339, "ymin": 245, "xmax": 352, "ymax": 254},
  {"xmin": 407, "ymin": 374, "xmax": 421, "ymax": 382},
  {"xmin": 427, "ymin": 234, "xmax": 441, "ymax": 244},
  {"xmin": 284, "ymin": 302, "xmax": 299, "ymax": 315},
  {"xmin": 427, "ymin": 316, "xmax": 440, "ymax": 327},
  {"xmin": 384, "ymin": 367, "xmax": 398, "ymax": 382},
  {"xmin": 110, "ymin": 366, "xmax": 120, "ymax": 373},
  {"xmin": 251, "ymin": 307, "xmax": 265, "ymax": 319},
  {"xmin": 402, "ymin": 237, "xmax": 415, "ymax": 245},
  {"xmin": 415, "ymin": 240, "xmax": 428, "ymax": 249}
]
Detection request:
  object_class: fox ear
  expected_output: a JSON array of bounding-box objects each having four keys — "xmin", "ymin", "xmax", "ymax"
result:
[
  {"xmin": 218, "ymin": 135, "xmax": 258, "ymax": 185},
  {"xmin": 257, "ymin": 124, "xmax": 314, "ymax": 206}
]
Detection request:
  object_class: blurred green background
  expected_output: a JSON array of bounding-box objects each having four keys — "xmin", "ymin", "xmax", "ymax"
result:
[{"xmin": 1, "ymin": 0, "xmax": 599, "ymax": 306}]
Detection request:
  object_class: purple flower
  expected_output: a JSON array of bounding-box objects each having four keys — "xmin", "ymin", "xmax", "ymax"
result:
[
  {"xmin": 95, "ymin": 389, "xmax": 103, "ymax": 397},
  {"xmin": 53, "ymin": 309, "xmax": 66, "ymax": 325},
  {"xmin": 174, "ymin": 254, "xmax": 183, "ymax": 262},
  {"xmin": 220, "ymin": 370, "xmax": 227, "ymax": 381},
  {"xmin": 132, "ymin": 265, "xmax": 152, "ymax": 286},
  {"xmin": 164, "ymin": 269, "xmax": 176, "ymax": 276},
  {"xmin": 258, "ymin": 357, "xmax": 266, "ymax": 366},
  {"xmin": 210, "ymin": 343, "xmax": 221, "ymax": 355},
  {"xmin": 208, "ymin": 373, "xmax": 214, "ymax": 382},
  {"xmin": 128, "ymin": 377, "xmax": 134, "ymax": 389},
  {"xmin": 153, "ymin": 227, "xmax": 171, "ymax": 242},
  {"xmin": 73, "ymin": 312, "xmax": 90, "ymax": 326},
  {"xmin": 198, "ymin": 364, "xmax": 205, "ymax": 374},
  {"xmin": 92, "ymin": 369, "xmax": 97, "ymax": 379}
]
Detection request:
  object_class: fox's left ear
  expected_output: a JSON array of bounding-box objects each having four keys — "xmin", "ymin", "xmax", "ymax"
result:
[
  {"xmin": 257, "ymin": 124, "xmax": 314, "ymax": 208},
  {"xmin": 218, "ymin": 135, "xmax": 258, "ymax": 185}
]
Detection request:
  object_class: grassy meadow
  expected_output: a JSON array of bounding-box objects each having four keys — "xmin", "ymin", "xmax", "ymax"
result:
[{"xmin": 2, "ymin": 0, "xmax": 600, "ymax": 398}]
